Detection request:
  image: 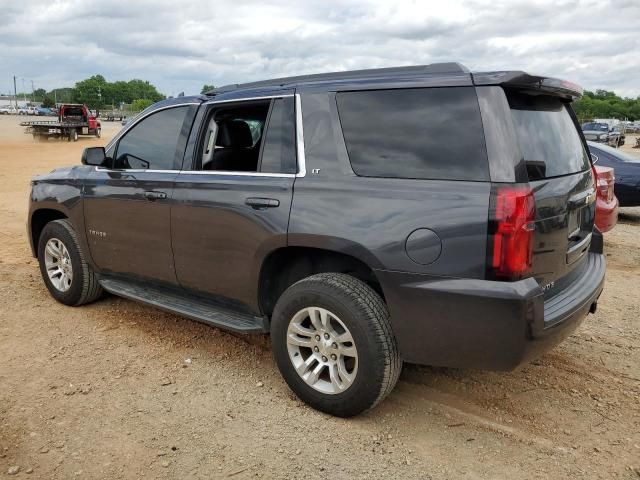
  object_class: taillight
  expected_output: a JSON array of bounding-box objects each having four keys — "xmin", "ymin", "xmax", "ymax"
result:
[
  {"xmin": 487, "ymin": 185, "xmax": 536, "ymax": 281},
  {"xmin": 593, "ymin": 166, "xmax": 615, "ymax": 203}
]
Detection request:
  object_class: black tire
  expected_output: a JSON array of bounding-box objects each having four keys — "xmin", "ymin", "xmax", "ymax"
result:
[
  {"xmin": 37, "ymin": 219, "xmax": 103, "ymax": 306},
  {"xmin": 72, "ymin": 129, "xmax": 78, "ymax": 142},
  {"xmin": 95, "ymin": 127, "xmax": 101, "ymax": 138},
  {"xmin": 271, "ymin": 273, "xmax": 401, "ymax": 417}
]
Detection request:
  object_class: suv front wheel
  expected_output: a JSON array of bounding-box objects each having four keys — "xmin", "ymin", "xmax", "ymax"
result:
[
  {"xmin": 37, "ymin": 219, "xmax": 103, "ymax": 306},
  {"xmin": 271, "ymin": 273, "xmax": 401, "ymax": 417}
]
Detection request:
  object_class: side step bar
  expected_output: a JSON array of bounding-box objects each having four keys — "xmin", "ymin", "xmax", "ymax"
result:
[{"xmin": 99, "ymin": 277, "xmax": 269, "ymax": 334}]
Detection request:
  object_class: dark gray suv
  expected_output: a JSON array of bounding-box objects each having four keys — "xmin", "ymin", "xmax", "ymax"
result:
[{"xmin": 28, "ymin": 63, "xmax": 605, "ymax": 416}]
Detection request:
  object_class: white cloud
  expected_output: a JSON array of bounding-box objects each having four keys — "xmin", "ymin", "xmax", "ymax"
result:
[{"xmin": 0, "ymin": 0, "xmax": 638, "ymax": 96}]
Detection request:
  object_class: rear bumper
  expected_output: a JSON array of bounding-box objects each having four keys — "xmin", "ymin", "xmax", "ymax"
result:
[{"xmin": 376, "ymin": 252, "xmax": 605, "ymax": 370}]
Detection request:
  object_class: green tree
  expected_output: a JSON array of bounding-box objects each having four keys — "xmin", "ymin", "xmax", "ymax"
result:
[
  {"xmin": 201, "ymin": 84, "xmax": 215, "ymax": 94},
  {"xmin": 73, "ymin": 75, "xmax": 108, "ymax": 109},
  {"xmin": 42, "ymin": 96, "xmax": 56, "ymax": 108},
  {"xmin": 33, "ymin": 88, "xmax": 47, "ymax": 101},
  {"xmin": 72, "ymin": 75, "xmax": 165, "ymax": 109},
  {"xmin": 131, "ymin": 98, "xmax": 154, "ymax": 112}
]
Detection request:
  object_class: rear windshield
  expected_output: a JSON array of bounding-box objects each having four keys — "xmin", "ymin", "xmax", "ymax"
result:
[
  {"xmin": 336, "ymin": 87, "xmax": 489, "ymax": 181},
  {"xmin": 507, "ymin": 92, "xmax": 590, "ymax": 180}
]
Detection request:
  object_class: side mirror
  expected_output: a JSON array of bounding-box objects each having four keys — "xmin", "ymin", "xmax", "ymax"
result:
[{"xmin": 81, "ymin": 147, "xmax": 107, "ymax": 166}]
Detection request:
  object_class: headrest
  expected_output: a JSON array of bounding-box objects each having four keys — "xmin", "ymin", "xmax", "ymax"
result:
[{"xmin": 216, "ymin": 120, "xmax": 253, "ymax": 148}]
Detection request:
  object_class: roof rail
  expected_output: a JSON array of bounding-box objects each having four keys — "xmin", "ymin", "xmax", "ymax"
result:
[{"xmin": 205, "ymin": 62, "xmax": 469, "ymax": 95}]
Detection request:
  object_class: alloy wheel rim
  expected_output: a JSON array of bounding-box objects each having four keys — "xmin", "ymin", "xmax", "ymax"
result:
[
  {"xmin": 44, "ymin": 238, "xmax": 73, "ymax": 292},
  {"xmin": 286, "ymin": 306, "xmax": 358, "ymax": 394}
]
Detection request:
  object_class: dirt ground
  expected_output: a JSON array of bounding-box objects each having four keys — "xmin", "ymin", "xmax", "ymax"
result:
[{"xmin": 0, "ymin": 114, "xmax": 638, "ymax": 479}]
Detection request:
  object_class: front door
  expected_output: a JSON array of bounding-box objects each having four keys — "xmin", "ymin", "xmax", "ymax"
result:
[
  {"xmin": 83, "ymin": 104, "xmax": 193, "ymax": 284},
  {"xmin": 171, "ymin": 95, "xmax": 297, "ymax": 311}
]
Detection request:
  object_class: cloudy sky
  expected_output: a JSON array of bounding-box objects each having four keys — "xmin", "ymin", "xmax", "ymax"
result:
[{"xmin": 1, "ymin": 0, "xmax": 639, "ymax": 97}]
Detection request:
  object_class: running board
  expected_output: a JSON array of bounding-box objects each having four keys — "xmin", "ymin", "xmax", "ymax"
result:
[{"xmin": 98, "ymin": 277, "xmax": 269, "ymax": 334}]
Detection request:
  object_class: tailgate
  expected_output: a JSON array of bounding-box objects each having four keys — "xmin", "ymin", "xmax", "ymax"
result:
[{"xmin": 506, "ymin": 90, "xmax": 595, "ymax": 298}]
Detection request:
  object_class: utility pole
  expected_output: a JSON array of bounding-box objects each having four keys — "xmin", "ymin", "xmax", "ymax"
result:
[
  {"xmin": 31, "ymin": 80, "xmax": 34, "ymax": 102},
  {"xmin": 13, "ymin": 76, "xmax": 17, "ymax": 108}
]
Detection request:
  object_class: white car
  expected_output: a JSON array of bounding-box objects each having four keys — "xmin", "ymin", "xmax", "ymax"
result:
[{"xmin": 0, "ymin": 105, "xmax": 17, "ymax": 115}]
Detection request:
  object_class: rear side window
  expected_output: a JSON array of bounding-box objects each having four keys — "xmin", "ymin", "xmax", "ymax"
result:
[
  {"xmin": 336, "ymin": 87, "xmax": 489, "ymax": 181},
  {"xmin": 507, "ymin": 92, "xmax": 590, "ymax": 180},
  {"xmin": 259, "ymin": 97, "xmax": 297, "ymax": 174}
]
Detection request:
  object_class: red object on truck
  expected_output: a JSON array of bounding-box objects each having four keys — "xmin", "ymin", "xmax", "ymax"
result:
[{"xmin": 593, "ymin": 165, "xmax": 618, "ymax": 233}]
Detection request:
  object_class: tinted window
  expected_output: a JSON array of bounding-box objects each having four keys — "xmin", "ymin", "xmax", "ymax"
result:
[
  {"xmin": 114, "ymin": 106, "xmax": 188, "ymax": 170},
  {"xmin": 508, "ymin": 93, "xmax": 590, "ymax": 179},
  {"xmin": 260, "ymin": 97, "xmax": 297, "ymax": 174},
  {"xmin": 336, "ymin": 87, "xmax": 489, "ymax": 181}
]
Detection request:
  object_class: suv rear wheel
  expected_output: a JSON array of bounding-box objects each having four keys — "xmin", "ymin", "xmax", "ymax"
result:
[
  {"xmin": 37, "ymin": 219, "xmax": 103, "ymax": 306},
  {"xmin": 271, "ymin": 273, "xmax": 401, "ymax": 417}
]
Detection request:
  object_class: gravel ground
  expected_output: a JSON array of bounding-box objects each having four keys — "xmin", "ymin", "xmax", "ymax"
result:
[{"xmin": 0, "ymin": 115, "xmax": 638, "ymax": 479}]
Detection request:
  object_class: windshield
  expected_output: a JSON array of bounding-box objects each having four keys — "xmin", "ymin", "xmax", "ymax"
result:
[
  {"xmin": 582, "ymin": 123, "xmax": 609, "ymax": 131},
  {"xmin": 507, "ymin": 92, "xmax": 591, "ymax": 179}
]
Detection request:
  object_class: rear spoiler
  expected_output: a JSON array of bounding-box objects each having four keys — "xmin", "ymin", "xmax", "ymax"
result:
[{"xmin": 472, "ymin": 71, "xmax": 583, "ymax": 100}]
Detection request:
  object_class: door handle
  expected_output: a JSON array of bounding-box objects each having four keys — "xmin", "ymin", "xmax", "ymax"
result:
[
  {"xmin": 245, "ymin": 197, "xmax": 280, "ymax": 209},
  {"xmin": 143, "ymin": 191, "xmax": 167, "ymax": 201}
]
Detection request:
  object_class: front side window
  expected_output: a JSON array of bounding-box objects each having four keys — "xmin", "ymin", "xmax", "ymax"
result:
[
  {"xmin": 336, "ymin": 87, "xmax": 489, "ymax": 181},
  {"xmin": 114, "ymin": 106, "xmax": 188, "ymax": 170}
]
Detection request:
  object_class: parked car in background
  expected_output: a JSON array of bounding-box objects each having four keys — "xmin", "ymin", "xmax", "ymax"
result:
[
  {"xmin": 593, "ymin": 165, "xmax": 618, "ymax": 232},
  {"xmin": 0, "ymin": 105, "xmax": 17, "ymax": 115},
  {"xmin": 582, "ymin": 122, "xmax": 624, "ymax": 147},
  {"xmin": 588, "ymin": 141, "xmax": 640, "ymax": 206},
  {"xmin": 27, "ymin": 106, "xmax": 38, "ymax": 115},
  {"xmin": 17, "ymin": 106, "xmax": 29, "ymax": 115},
  {"xmin": 35, "ymin": 107, "xmax": 55, "ymax": 116}
]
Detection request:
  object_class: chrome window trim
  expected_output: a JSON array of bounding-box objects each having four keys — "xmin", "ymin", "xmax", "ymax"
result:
[
  {"xmin": 103, "ymin": 102, "xmax": 200, "ymax": 152},
  {"xmin": 179, "ymin": 93, "xmax": 306, "ymax": 178},
  {"xmin": 100, "ymin": 94, "xmax": 308, "ymax": 179},
  {"xmin": 295, "ymin": 93, "xmax": 306, "ymax": 178},
  {"xmin": 178, "ymin": 171, "xmax": 295, "ymax": 178},
  {"xmin": 95, "ymin": 167, "xmax": 180, "ymax": 174}
]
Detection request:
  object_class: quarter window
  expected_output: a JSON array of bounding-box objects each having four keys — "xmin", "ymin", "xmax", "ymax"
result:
[
  {"xmin": 336, "ymin": 87, "xmax": 489, "ymax": 181},
  {"xmin": 114, "ymin": 106, "xmax": 189, "ymax": 170}
]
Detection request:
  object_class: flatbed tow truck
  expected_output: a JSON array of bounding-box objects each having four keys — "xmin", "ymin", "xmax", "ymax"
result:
[{"xmin": 21, "ymin": 104, "xmax": 101, "ymax": 141}]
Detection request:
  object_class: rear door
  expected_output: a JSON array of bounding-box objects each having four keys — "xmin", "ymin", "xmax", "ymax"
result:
[
  {"xmin": 171, "ymin": 94, "xmax": 297, "ymax": 312},
  {"xmin": 506, "ymin": 91, "xmax": 595, "ymax": 296}
]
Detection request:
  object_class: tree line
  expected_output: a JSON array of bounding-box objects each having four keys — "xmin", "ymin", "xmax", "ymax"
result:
[
  {"xmin": 13, "ymin": 77, "xmax": 216, "ymax": 112},
  {"xmin": 572, "ymin": 89, "xmax": 640, "ymax": 122},
  {"xmin": 13, "ymin": 75, "xmax": 166, "ymax": 111}
]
